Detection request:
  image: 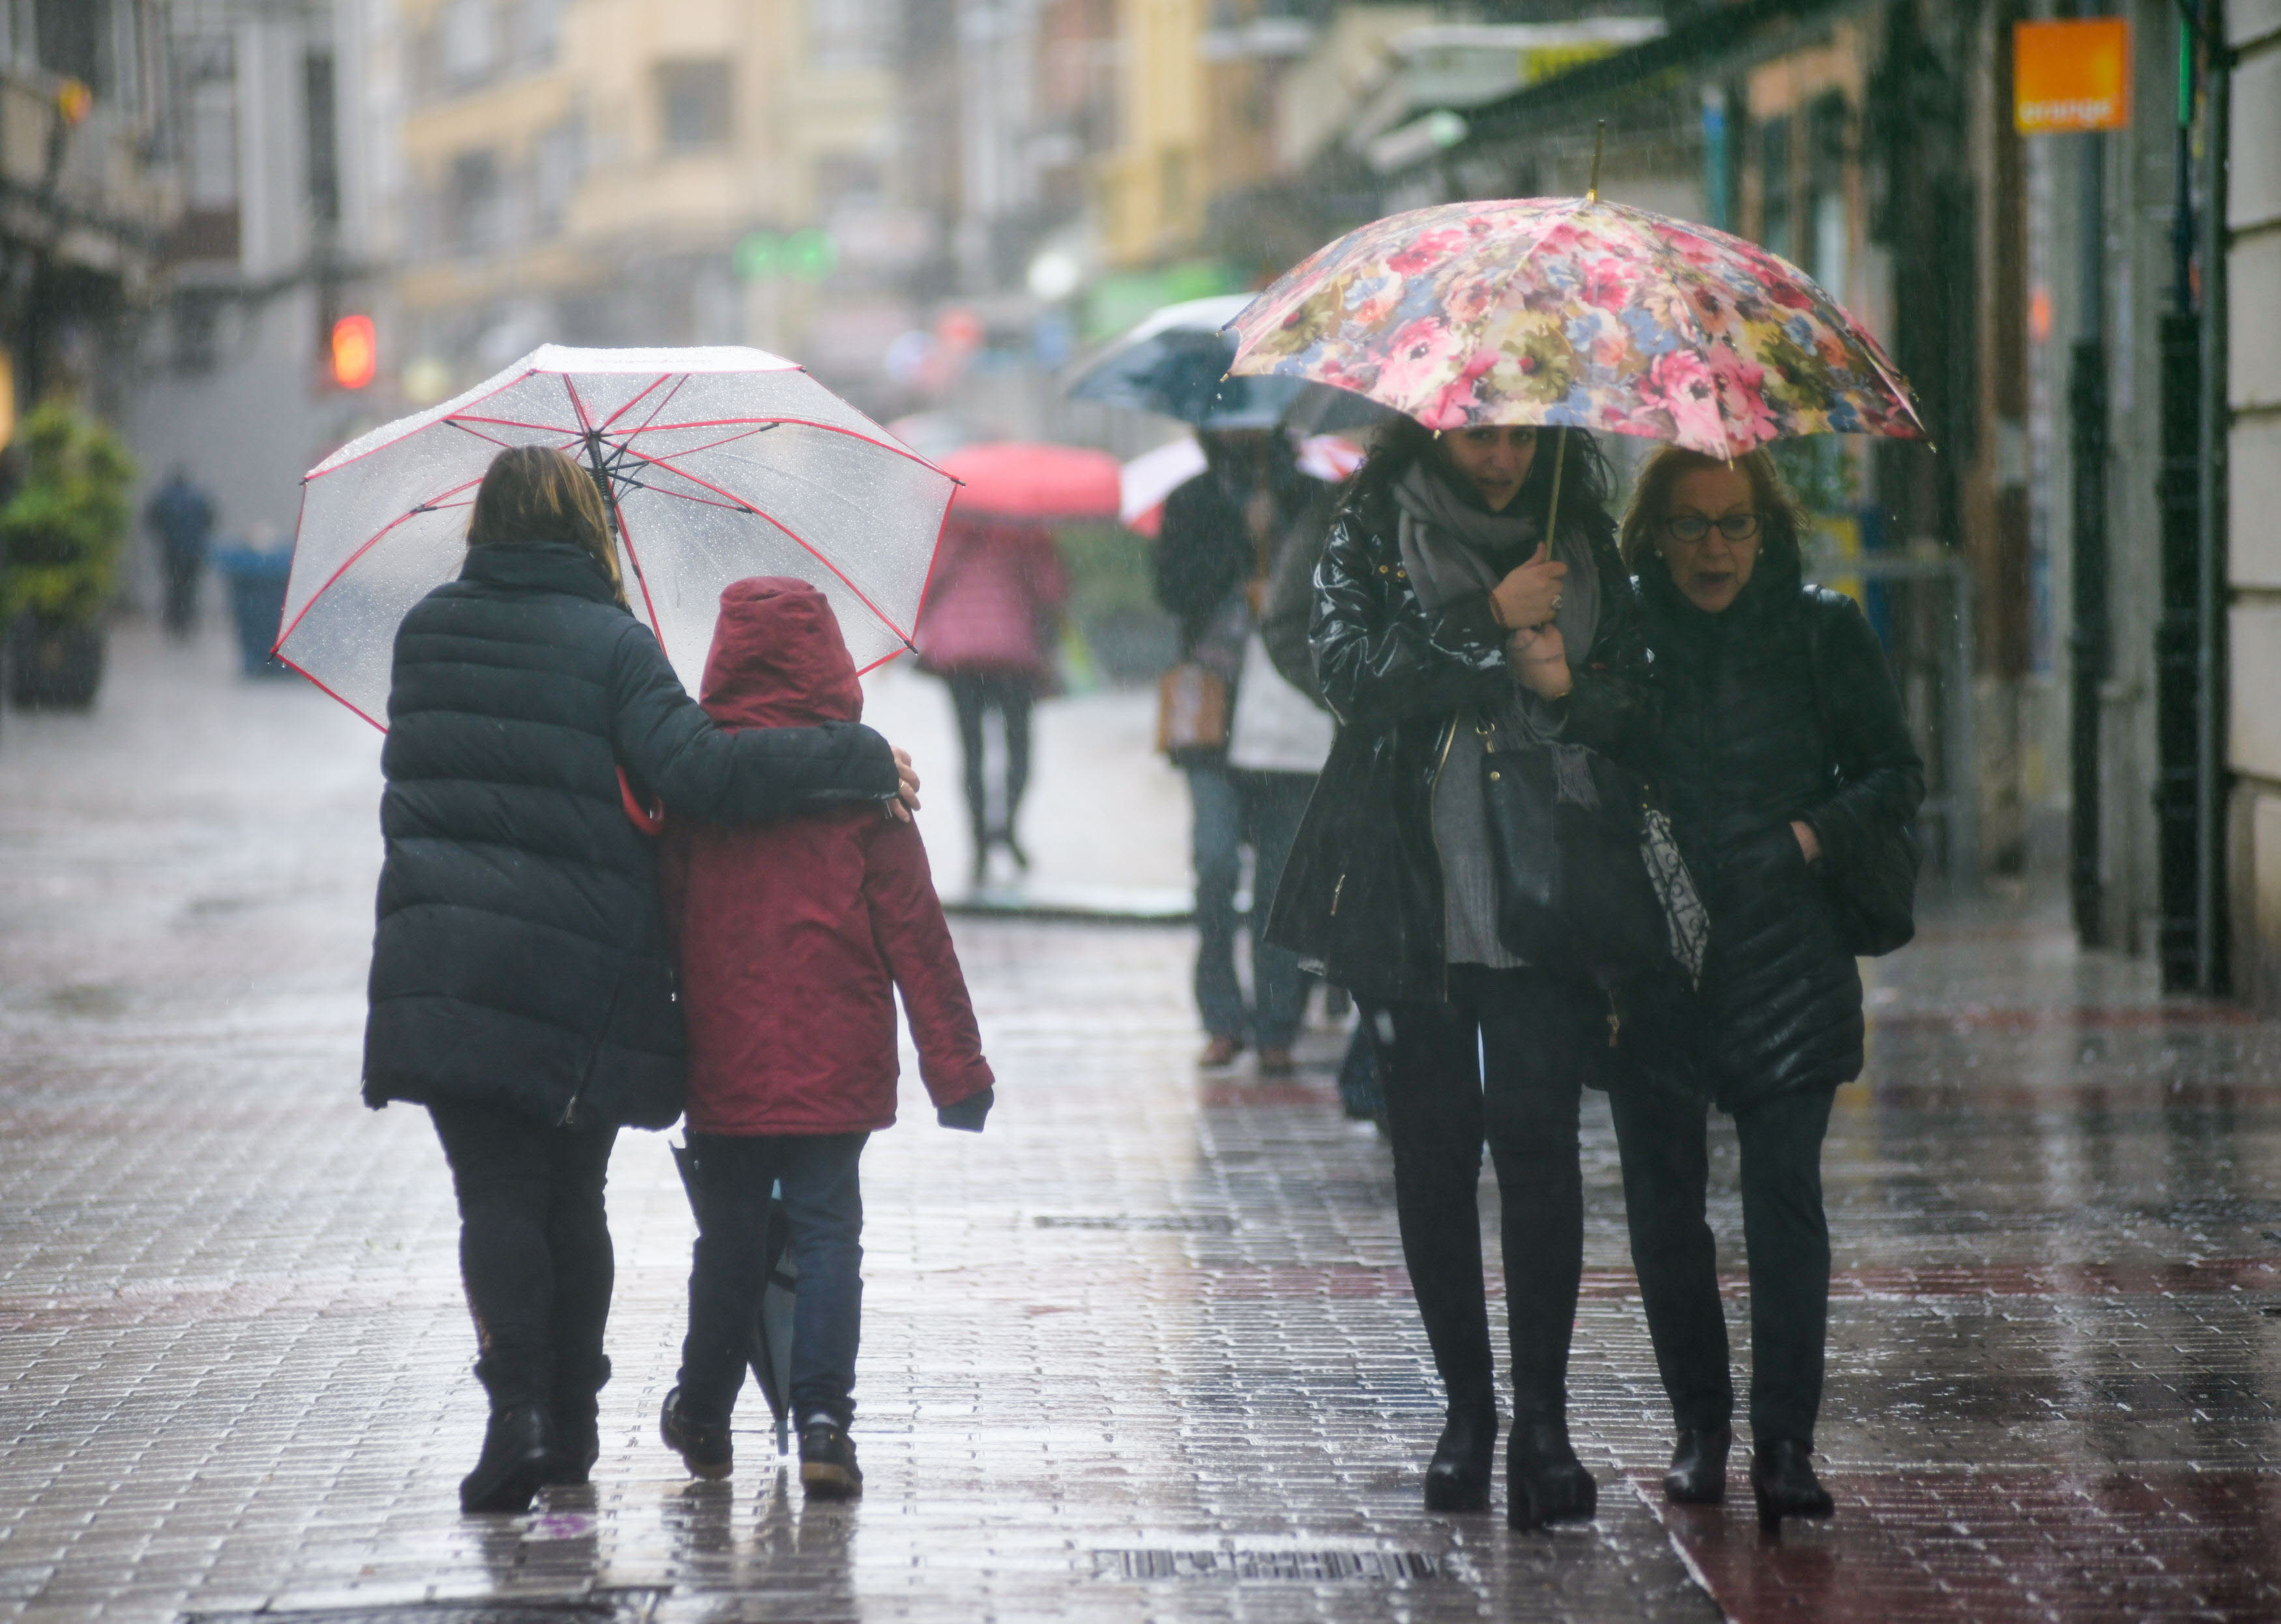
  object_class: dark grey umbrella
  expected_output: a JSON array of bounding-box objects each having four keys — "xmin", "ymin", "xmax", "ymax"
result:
[
  {"xmin": 1066, "ymin": 295, "xmax": 1309, "ymax": 428},
  {"xmin": 670, "ymin": 1139, "xmax": 800, "ymax": 1455}
]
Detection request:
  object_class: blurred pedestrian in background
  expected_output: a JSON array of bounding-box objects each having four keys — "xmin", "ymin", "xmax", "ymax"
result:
[
  {"xmin": 144, "ymin": 465, "xmax": 214, "ymax": 638},
  {"xmin": 1607, "ymin": 446, "xmax": 1923, "ymax": 1529},
  {"xmin": 361, "ymin": 446, "xmax": 914, "ymax": 1515},
  {"xmin": 652, "ymin": 577, "xmax": 995, "ymax": 1500},
  {"xmin": 913, "ymin": 514, "xmax": 1068, "ymax": 886},
  {"xmin": 1266, "ymin": 418, "xmax": 1651, "ymax": 1530},
  {"xmin": 1153, "ymin": 427, "xmax": 1335, "ymax": 1073}
]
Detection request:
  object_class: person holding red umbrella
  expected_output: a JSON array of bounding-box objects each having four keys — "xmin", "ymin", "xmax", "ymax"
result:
[
  {"xmin": 914, "ymin": 514, "xmax": 1069, "ymax": 883},
  {"xmin": 916, "ymin": 442, "xmax": 1112, "ymax": 885}
]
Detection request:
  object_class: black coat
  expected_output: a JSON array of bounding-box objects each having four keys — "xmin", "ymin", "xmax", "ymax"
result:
[
  {"xmin": 1638, "ymin": 548, "xmax": 1925, "ymax": 1107},
  {"xmin": 1263, "ymin": 481, "xmax": 1653, "ymax": 1004},
  {"xmin": 364, "ymin": 541, "xmax": 899, "ymax": 1129}
]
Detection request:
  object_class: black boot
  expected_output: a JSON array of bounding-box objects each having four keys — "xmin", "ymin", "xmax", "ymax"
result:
[
  {"xmin": 547, "ymin": 1400, "xmax": 600, "ymax": 1486},
  {"xmin": 1423, "ymin": 1399, "xmax": 1498, "ymax": 1512},
  {"xmin": 1506, "ymin": 1416, "xmax": 1597, "ymax": 1530},
  {"xmin": 1663, "ymin": 1425, "xmax": 1730, "ymax": 1505},
  {"xmin": 459, "ymin": 1403, "xmax": 560, "ymax": 1515},
  {"xmin": 1749, "ymin": 1438, "xmax": 1834, "ymax": 1530}
]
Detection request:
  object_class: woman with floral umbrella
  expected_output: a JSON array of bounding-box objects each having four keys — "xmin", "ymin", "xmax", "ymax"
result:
[{"xmin": 1242, "ymin": 186, "xmax": 1926, "ymax": 1530}]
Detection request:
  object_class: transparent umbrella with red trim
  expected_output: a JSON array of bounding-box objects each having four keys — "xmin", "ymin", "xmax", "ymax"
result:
[{"xmin": 281, "ymin": 344, "xmax": 958, "ymax": 727}]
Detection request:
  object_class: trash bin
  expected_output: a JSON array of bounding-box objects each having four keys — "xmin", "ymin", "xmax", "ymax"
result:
[{"xmin": 214, "ymin": 544, "xmax": 293, "ymax": 676}]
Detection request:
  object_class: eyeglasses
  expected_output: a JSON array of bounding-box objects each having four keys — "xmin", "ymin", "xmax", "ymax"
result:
[{"xmin": 1664, "ymin": 512, "xmax": 1761, "ymax": 545}]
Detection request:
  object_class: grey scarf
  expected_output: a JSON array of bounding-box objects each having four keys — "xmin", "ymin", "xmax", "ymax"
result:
[{"xmin": 1392, "ymin": 459, "xmax": 1599, "ymax": 740}]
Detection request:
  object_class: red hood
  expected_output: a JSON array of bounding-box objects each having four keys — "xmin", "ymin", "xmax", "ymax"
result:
[{"xmin": 697, "ymin": 577, "xmax": 864, "ymax": 728}]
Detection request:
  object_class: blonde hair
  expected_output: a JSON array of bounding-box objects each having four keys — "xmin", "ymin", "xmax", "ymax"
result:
[
  {"xmin": 466, "ymin": 444, "xmax": 631, "ymax": 611},
  {"xmin": 1618, "ymin": 446, "xmax": 1806, "ymax": 576}
]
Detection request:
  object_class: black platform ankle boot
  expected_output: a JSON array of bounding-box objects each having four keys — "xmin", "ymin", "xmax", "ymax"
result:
[
  {"xmin": 1506, "ymin": 1416, "xmax": 1597, "ymax": 1530},
  {"xmin": 1663, "ymin": 1425, "xmax": 1731, "ymax": 1505},
  {"xmin": 1423, "ymin": 1400, "xmax": 1498, "ymax": 1513},
  {"xmin": 547, "ymin": 1400, "xmax": 600, "ymax": 1486},
  {"xmin": 460, "ymin": 1403, "xmax": 560, "ymax": 1514},
  {"xmin": 1749, "ymin": 1439, "xmax": 1835, "ymax": 1531}
]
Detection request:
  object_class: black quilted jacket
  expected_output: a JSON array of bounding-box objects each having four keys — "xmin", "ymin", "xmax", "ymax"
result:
[
  {"xmin": 363, "ymin": 541, "xmax": 899, "ymax": 1129},
  {"xmin": 1262, "ymin": 482, "xmax": 1653, "ymax": 1004},
  {"xmin": 1638, "ymin": 547, "xmax": 1925, "ymax": 1108}
]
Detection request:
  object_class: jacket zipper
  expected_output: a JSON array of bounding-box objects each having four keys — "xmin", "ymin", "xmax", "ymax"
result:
[
  {"xmin": 1428, "ymin": 714, "xmax": 1459, "ymax": 1002},
  {"xmin": 560, "ymin": 961, "xmax": 632, "ymax": 1127}
]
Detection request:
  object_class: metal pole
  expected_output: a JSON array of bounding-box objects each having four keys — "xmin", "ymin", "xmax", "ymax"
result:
[
  {"xmin": 1949, "ymin": 557, "xmax": 1979, "ymax": 888},
  {"xmin": 2195, "ymin": 8, "xmax": 2231, "ymax": 992}
]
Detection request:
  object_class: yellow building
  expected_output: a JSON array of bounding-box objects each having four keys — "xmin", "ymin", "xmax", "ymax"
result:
[{"xmin": 391, "ymin": 0, "xmax": 906, "ymax": 399}]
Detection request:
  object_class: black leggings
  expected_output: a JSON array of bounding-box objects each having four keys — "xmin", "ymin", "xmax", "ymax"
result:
[
  {"xmin": 946, "ymin": 673, "xmax": 1034, "ymax": 850},
  {"xmin": 1380, "ymin": 967, "xmax": 1606, "ymax": 1418},
  {"xmin": 428, "ymin": 1099, "xmax": 619, "ymax": 1415}
]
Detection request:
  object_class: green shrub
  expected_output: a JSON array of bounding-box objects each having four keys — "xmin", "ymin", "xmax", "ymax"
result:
[{"xmin": 1, "ymin": 403, "xmax": 136, "ymax": 623}]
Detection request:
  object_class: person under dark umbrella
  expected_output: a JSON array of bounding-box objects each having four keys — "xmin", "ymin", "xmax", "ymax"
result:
[
  {"xmin": 1153, "ymin": 428, "xmax": 1334, "ymax": 1074},
  {"xmin": 145, "ymin": 465, "xmax": 215, "ymax": 637}
]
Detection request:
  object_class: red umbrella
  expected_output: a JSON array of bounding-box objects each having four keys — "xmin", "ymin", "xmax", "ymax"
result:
[{"xmin": 937, "ymin": 441, "xmax": 1122, "ymax": 521}]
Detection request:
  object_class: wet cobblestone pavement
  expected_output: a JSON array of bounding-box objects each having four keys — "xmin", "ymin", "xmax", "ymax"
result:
[{"xmin": 6, "ymin": 623, "xmax": 2281, "ymax": 1621}]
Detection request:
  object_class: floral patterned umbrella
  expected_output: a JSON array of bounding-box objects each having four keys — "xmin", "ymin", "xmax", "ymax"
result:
[{"xmin": 1223, "ymin": 196, "xmax": 1925, "ymax": 457}]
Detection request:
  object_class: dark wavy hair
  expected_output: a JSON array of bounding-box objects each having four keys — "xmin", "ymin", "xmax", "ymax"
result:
[
  {"xmin": 1337, "ymin": 416, "xmax": 1614, "ymax": 540},
  {"xmin": 1618, "ymin": 445, "xmax": 1807, "ymax": 581},
  {"xmin": 466, "ymin": 444, "xmax": 632, "ymax": 611}
]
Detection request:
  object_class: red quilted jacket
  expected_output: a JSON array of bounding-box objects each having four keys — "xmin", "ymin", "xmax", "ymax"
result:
[{"xmin": 656, "ymin": 577, "xmax": 994, "ymax": 1135}]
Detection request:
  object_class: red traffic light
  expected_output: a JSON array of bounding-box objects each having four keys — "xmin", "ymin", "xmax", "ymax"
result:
[{"xmin": 330, "ymin": 314, "xmax": 376, "ymax": 389}]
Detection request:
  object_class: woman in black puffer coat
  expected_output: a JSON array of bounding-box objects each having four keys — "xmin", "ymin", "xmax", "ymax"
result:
[
  {"xmin": 368, "ymin": 446, "xmax": 910, "ymax": 1513},
  {"xmin": 1608, "ymin": 445, "xmax": 1922, "ymax": 1530},
  {"xmin": 1266, "ymin": 416, "xmax": 1653, "ymax": 1530}
]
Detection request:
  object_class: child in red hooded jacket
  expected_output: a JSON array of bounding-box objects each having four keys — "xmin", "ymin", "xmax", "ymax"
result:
[{"xmin": 650, "ymin": 576, "xmax": 995, "ymax": 1498}]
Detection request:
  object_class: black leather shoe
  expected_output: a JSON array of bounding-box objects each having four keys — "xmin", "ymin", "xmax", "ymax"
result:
[
  {"xmin": 548, "ymin": 1402, "xmax": 600, "ymax": 1486},
  {"xmin": 1750, "ymin": 1438, "xmax": 1834, "ymax": 1530},
  {"xmin": 1507, "ymin": 1417, "xmax": 1597, "ymax": 1530},
  {"xmin": 1663, "ymin": 1425, "xmax": 1731, "ymax": 1505},
  {"xmin": 660, "ymin": 1385, "xmax": 732, "ymax": 1481},
  {"xmin": 1423, "ymin": 1403, "xmax": 1498, "ymax": 1512},
  {"xmin": 798, "ymin": 1417, "xmax": 863, "ymax": 1498},
  {"xmin": 459, "ymin": 1403, "xmax": 559, "ymax": 1515}
]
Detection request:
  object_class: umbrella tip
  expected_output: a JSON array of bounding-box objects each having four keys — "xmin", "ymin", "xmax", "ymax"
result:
[{"xmin": 1588, "ymin": 120, "xmax": 1606, "ymax": 203}]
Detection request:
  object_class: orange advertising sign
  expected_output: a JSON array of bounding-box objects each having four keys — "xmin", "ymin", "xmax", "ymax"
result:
[{"xmin": 2014, "ymin": 18, "xmax": 2132, "ymax": 134}]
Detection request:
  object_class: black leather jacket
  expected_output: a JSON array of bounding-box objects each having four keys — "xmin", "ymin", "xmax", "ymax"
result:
[
  {"xmin": 1263, "ymin": 482, "xmax": 1653, "ymax": 1003},
  {"xmin": 1638, "ymin": 550, "xmax": 1923, "ymax": 1106}
]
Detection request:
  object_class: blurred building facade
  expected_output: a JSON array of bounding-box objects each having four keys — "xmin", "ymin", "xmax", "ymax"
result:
[
  {"xmin": 2223, "ymin": 0, "xmax": 2281, "ymax": 1010},
  {"xmin": 386, "ymin": 0, "xmax": 920, "ymax": 412},
  {"xmin": 0, "ymin": 1, "xmax": 179, "ymax": 418},
  {"xmin": 121, "ymin": 0, "xmax": 390, "ymax": 547}
]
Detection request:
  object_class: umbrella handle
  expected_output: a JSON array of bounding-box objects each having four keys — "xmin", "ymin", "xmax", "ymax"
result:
[{"xmin": 1542, "ymin": 428, "xmax": 1570, "ymax": 553}]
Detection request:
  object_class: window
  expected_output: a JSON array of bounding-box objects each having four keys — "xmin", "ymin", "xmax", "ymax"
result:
[
  {"xmin": 809, "ymin": 0, "xmax": 888, "ymax": 69},
  {"xmin": 1758, "ymin": 115, "xmax": 1793, "ymax": 265},
  {"xmin": 446, "ymin": 148, "xmax": 504, "ymax": 253},
  {"xmin": 304, "ymin": 50, "xmax": 340, "ymax": 231},
  {"xmin": 513, "ymin": 0, "xmax": 564, "ymax": 69},
  {"xmin": 534, "ymin": 117, "xmax": 585, "ymax": 235},
  {"xmin": 656, "ymin": 59, "xmax": 732, "ymax": 149},
  {"xmin": 1805, "ymin": 94, "xmax": 1850, "ymax": 296},
  {"xmin": 34, "ymin": 0, "xmax": 103, "ymax": 89},
  {"xmin": 439, "ymin": 0, "xmax": 500, "ymax": 87}
]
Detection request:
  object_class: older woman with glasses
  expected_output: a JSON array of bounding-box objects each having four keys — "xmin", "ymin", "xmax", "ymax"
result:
[{"xmin": 1608, "ymin": 446, "xmax": 1921, "ymax": 1529}]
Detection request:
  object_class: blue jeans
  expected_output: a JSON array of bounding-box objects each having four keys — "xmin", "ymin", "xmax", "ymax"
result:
[
  {"xmin": 1187, "ymin": 764, "xmax": 1313, "ymax": 1049},
  {"xmin": 676, "ymin": 1131, "xmax": 868, "ymax": 1429}
]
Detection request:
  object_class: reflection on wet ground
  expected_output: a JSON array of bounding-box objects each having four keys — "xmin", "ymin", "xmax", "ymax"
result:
[{"xmin": 3, "ymin": 624, "xmax": 2280, "ymax": 1621}]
